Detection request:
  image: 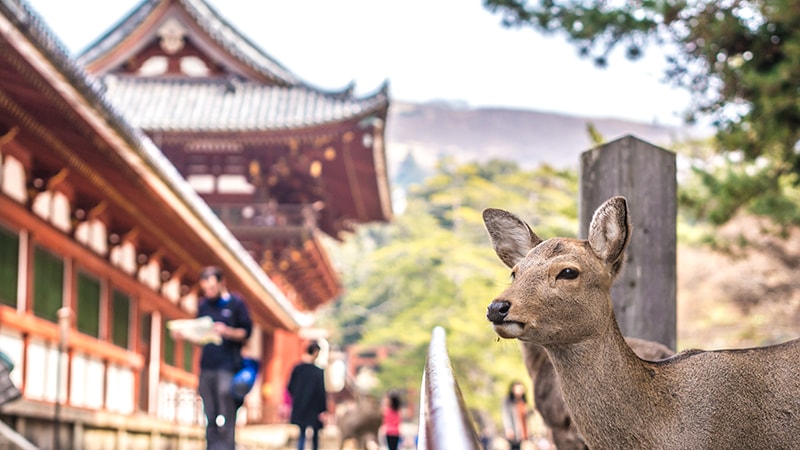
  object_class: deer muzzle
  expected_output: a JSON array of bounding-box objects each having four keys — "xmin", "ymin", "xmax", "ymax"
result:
[{"xmin": 486, "ymin": 300, "xmax": 511, "ymax": 324}]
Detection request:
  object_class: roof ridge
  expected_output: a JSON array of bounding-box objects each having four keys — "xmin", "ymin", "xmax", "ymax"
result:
[
  {"xmin": 76, "ymin": 0, "xmax": 385, "ymax": 101},
  {"xmin": 178, "ymin": 0, "xmax": 301, "ymax": 86},
  {"xmin": 76, "ymin": 0, "xmax": 159, "ymax": 64}
]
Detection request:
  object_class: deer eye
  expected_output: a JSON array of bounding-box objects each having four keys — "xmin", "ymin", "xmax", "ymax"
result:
[{"xmin": 556, "ymin": 268, "xmax": 579, "ymax": 280}]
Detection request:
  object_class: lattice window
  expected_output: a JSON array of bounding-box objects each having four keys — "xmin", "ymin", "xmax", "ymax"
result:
[
  {"xmin": 76, "ymin": 271, "xmax": 101, "ymax": 338},
  {"xmin": 111, "ymin": 290, "xmax": 131, "ymax": 349},
  {"xmin": 162, "ymin": 319, "xmax": 175, "ymax": 367},
  {"xmin": 0, "ymin": 226, "xmax": 18, "ymax": 307},
  {"xmin": 32, "ymin": 246, "xmax": 63, "ymax": 323}
]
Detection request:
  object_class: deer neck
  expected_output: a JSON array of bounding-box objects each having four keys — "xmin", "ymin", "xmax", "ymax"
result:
[
  {"xmin": 519, "ymin": 340, "xmax": 549, "ymax": 380},
  {"xmin": 543, "ymin": 321, "xmax": 657, "ymax": 444}
]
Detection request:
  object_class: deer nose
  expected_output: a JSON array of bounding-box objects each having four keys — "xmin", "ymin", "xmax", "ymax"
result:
[{"xmin": 486, "ymin": 300, "xmax": 510, "ymax": 323}]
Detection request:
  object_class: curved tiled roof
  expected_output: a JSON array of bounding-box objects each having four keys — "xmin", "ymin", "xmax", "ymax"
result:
[
  {"xmin": 1, "ymin": 0, "xmax": 311, "ymax": 329},
  {"xmin": 77, "ymin": 0, "xmax": 303, "ymax": 87},
  {"xmin": 102, "ymin": 75, "xmax": 390, "ymax": 132}
]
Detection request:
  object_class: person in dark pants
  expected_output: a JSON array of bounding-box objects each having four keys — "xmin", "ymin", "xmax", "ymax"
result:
[
  {"xmin": 195, "ymin": 266, "xmax": 252, "ymax": 450},
  {"xmin": 287, "ymin": 341, "xmax": 328, "ymax": 450}
]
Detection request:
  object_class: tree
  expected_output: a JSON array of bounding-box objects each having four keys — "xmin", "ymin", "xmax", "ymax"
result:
[
  {"xmin": 483, "ymin": 0, "xmax": 800, "ymax": 225},
  {"xmin": 321, "ymin": 158, "xmax": 578, "ymax": 424}
]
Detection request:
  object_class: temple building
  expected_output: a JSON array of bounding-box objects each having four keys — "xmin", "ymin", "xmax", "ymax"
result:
[{"xmin": 0, "ymin": 0, "xmax": 391, "ymax": 448}]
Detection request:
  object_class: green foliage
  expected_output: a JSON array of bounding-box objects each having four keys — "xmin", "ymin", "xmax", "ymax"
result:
[
  {"xmin": 322, "ymin": 158, "xmax": 578, "ymax": 425},
  {"xmin": 678, "ymin": 152, "xmax": 800, "ymax": 229},
  {"xmin": 587, "ymin": 122, "xmax": 605, "ymax": 146},
  {"xmin": 484, "ymin": 0, "xmax": 800, "ymax": 225},
  {"xmin": 483, "ymin": 0, "xmax": 677, "ymax": 67}
]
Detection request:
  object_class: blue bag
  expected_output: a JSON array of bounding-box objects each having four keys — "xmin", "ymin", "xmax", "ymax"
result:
[{"xmin": 232, "ymin": 357, "xmax": 259, "ymax": 407}]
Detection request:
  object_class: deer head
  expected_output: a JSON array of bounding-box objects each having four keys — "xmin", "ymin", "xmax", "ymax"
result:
[{"xmin": 484, "ymin": 196, "xmax": 631, "ymax": 346}]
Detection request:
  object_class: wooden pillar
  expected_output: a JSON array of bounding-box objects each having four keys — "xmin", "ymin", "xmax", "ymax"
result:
[
  {"xmin": 579, "ymin": 135, "xmax": 677, "ymax": 350},
  {"xmin": 263, "ymin": 329, "xmax": 302, "ymax": 423}
]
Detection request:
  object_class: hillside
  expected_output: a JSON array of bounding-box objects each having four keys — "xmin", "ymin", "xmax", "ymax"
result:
[{"xmin": 384, "ymin": 101, "xmax": 707, "ymax": 172}]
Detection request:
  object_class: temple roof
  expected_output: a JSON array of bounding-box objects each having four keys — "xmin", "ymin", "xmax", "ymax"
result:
[
  {"xmin": 0, "ymin": 0, "xmax": 311, "ymax": 330},
  {"xmin": 100, "ymin": 75, "xmax": 389, "ymax": 132},
  {"xmin": 78, "ymin": 0, "xmax": 301, "ymax": 86},
  {"xmin": 64, "ymin": 0, "xmax": 393, "ymax": 308},
  {"xmin": 75, "ymin": 0, "xmax": 391, "ymax": 134},
  {"xmin": 72, "ymin": 0, "xmax": 393, "ymax": 235}
]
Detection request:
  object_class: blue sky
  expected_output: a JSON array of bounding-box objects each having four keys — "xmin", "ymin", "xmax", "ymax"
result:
[{"xmin": 27, "ymin": 0, "xmax": 692, "ymax": 126}]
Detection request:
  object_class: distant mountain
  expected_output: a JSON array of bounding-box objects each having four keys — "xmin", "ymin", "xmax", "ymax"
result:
[{"xmin": 384, "ymin": 101, "xmax": 710, "ymax": 175}]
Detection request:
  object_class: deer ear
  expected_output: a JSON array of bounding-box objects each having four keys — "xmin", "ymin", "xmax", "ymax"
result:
[
  {"xmin": 483, "ymin": 208, "xmax": 543, "ymax": 269},
  {"xmin": 587, "ymin": 196, "xmax": 631, "ymax": 276}
]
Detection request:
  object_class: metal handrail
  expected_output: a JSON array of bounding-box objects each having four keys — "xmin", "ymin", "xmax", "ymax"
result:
[{"xmin": 418, "ymin": 326, "xmax": 482, "ymax": 450}]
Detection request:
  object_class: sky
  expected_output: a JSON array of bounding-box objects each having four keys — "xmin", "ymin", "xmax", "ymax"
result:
[{"xmin": 25, "ymin": 0, "xmax": 693, "ymax": 127}]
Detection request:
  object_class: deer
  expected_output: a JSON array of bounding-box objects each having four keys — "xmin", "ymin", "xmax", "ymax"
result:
[
  {"xmin": 335, "ymin": 393, "xmax": 382, "ymax": 450},
  {"xmin": 521, "ymin": 336, "xmax": 674, "ymax": 450},
  {"xmin": 484, "ymin": 196, "xmax": 800, "ymax": 449}
]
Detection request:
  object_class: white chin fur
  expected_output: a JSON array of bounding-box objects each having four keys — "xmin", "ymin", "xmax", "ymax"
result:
[{"xmin": 492, "ymin": 322, "xmax": 524, "ymax": 338}]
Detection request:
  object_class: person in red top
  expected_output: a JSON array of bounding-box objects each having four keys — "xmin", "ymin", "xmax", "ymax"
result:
[{"xmin": 381, "ymin": 391, "xmax": 403, "ymax": 450}]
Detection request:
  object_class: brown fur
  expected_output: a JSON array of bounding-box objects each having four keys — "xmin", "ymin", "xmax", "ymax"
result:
[
  {"xmin": 522, "ymin": 338, "xmax": 674, "ymax": 450},
  {"xmin": 485, "ymin": 196, "xmax": 800, "ymax": 449},
  {"xmin": 336, "ymin": 395, "xmax": 382, "ymax": 450}
]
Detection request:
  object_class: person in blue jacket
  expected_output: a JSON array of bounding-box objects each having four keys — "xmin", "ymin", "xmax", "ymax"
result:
[
  {"xmin": 287, "ymin": 341, "xmax": 328, "ymax": 450},
  {"xmin": 195, "ymin": 266, "xmax": 252, "ymax": 450}
]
